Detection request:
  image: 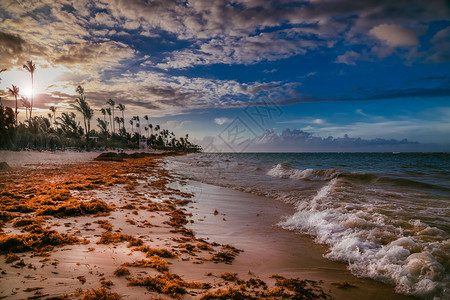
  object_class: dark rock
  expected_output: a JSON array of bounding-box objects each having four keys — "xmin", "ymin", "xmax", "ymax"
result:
[
  {"xmin": 94, "ymin": 152, "xmax": 124, "ymax": 162},
  {"xmin": 0, "ymin": 162, "xmax": 12, "ymax": 171}
]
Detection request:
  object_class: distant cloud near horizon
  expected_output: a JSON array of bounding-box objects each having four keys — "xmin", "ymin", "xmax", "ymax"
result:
[
  {"xmin": 247, "ymin": 129, "xmax": 433, "ymax": 152},
  {"xmin": 197, "ymin": 128, "xmax": 439, "ymax": 152}
]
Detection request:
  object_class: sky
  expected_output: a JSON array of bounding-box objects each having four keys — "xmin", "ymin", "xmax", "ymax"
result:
[{"xmin": 0, "ymin": 0, "xmax": 449, "ymax": 152}]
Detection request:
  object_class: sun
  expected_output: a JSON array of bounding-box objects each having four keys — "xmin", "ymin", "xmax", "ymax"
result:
[{"xmin": 23, "ymin": 86, "xmax": 33, "ymax": 97}]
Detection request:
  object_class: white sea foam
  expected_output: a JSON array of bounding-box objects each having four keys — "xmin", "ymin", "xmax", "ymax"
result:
[
  {"xmin": 280, "ymin": 179, "xmax": 449, "ymax": 299},
  {"xmin": 266, "ymin": 163, "xmax": 342, "ymax": 180}
]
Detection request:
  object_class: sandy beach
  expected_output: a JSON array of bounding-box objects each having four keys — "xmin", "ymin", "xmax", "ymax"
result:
[{"xmin": 0, "ymin": 151, "xmax": 415, "ymax": 299}]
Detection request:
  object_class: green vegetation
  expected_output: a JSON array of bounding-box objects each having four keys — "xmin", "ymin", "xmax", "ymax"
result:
[{"xmin": 0, "ymin": 63, "xmax": 201, "ymax": 152}]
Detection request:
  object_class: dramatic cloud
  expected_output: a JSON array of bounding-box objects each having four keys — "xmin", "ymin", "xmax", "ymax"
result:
[{"xmin": 52, "ymin": 42, "xmax": 136, "ymax": 68}]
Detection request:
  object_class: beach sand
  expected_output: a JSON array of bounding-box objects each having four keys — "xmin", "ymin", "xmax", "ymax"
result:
[{"xmin": 0, "ymin": 151, "xmax": 415, "ymax": 299}]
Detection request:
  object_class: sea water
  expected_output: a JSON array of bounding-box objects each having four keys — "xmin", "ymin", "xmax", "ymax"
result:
[{"xmin": 165, "ymin": 152, "xmax": 450, "ymax": 299}]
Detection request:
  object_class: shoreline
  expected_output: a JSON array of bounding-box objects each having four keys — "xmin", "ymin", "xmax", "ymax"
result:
[
  {"xmin": 179, "ymin": 180, "xmax": 416, "ymax": 300},
  {"xmin": 0, "ymin": 151, "xmax": 416, "ymax": 299}
]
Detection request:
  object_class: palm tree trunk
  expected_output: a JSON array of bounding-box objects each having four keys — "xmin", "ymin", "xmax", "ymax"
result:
[
  {"xmin": 112, "ymin": 108, "xmax": 115, "ymax": 134},
  {"xmin": 15, "ymin": 96, "xmax": 18, "ymax": 126},
  {"xmin": 30, "ymin": 75, "xmax": 34, "ymax": 119}
]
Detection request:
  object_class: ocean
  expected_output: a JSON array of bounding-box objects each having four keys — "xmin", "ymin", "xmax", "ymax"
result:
[{"xmin": 164, "ymin": 152, "xmax": 450, "ymax": 299}]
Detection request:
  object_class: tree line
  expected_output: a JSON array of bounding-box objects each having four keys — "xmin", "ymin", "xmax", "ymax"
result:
[{"xmin": 0, "ymin": 63, "xmax": 201, "ymax": 152}]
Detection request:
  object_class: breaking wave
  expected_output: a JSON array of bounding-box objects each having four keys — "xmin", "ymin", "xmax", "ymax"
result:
[
  {"xmin": 280, "ymin": 178, "xmax": 449, "ymax": 299},
  {"xmin": 267, "ymin": 163, "xmax": 344, "ymax": 180}
]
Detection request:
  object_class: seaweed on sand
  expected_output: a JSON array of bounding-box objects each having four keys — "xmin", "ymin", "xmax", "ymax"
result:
[
  {"xmin": 133, "ymin": 246, "xmax": 177, "ymax": 258},
  {"xmin": 4, "ymin": 253, "xmax": 20, "ymax": 263},
  {"xmin": 212, "ymin": 244, "xmax": 242, "ymax": 264},
  {"xmin": 264, "ymin": 275, "xmax": 329, "ymax": 299},
  {"xmin": 113, "ymin": 266, "xmax": 130, "ymax": 277},
  {"xmin": 96, "ymin": 231, "xmax": 143, "ymax": 247},
  {"xmin": 12, "ymin": 217, "xmax": 46, "ymax": 228},
  {"xmin": 36, "ymin": 199, "xmax": 112, "ymax": 217},
  {"xmin": 200, "ymin": 287, "xmax": 256, "ymax": 300},
  {"xmin": 123, "ymin": 255, "xmax": 169, "ymax": 272},
  {"xmin": 127, "ymin": 272, "xmax": 204, "ymax": 298},
  {"xmin": 0, "ymin": 210, "xmax": 17, "ymax": 223},
  {"xmin": 219, "ymin": 273, "xmax": 239, "ymax": 282},
  {"xmin": 79, "ymin": 287, "xmax": 121, "ymax": 300},
  {"xmin": 0, "ymin": 228, "xmax": 81, "ymax": 254},
  {"xmin": 94, "ymin": 219, "xmax": 113, "ymax": 231},
  {"xmin": 165, "ymin": 209, "xmax": 189, "ymax": 227}
]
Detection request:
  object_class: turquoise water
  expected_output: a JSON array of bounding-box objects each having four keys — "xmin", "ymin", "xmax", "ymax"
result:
[{"xmin": 166, "ymin": 152, "xmax": 450, "ymax": 299}]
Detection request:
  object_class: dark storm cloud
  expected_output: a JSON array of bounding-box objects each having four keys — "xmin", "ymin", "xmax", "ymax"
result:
[{"xmin": 0, "ymin": 31, "xmax": 27, "ymax": 68}]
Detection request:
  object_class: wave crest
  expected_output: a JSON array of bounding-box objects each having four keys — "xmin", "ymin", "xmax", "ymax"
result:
[{"xmin": 267, "ymin": 164, "xmax": 344, "ymax": 180}]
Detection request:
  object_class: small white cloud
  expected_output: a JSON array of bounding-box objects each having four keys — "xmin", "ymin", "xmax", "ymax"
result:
[
  {"xmin": 312, "ymin": 118, "xmax": 324, "ymax": 124},
  {"xmin": 369, "ymin": 24, "xmax": 418, "ymax": 47},
  {"xmin": 335, "ymin": 51, "xmax": 361, "ymax": 65},
  {"xmin": 214, "ymin": 117, "xmax": 232, "ymax": 125},
  {"xmin": 356, "ymin": 109, "xmax": 368, "ymax": 117}
]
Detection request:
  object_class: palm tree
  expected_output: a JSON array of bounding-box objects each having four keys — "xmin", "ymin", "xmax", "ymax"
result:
[
  {"xmin": 143, "ymin": 115, "xmax": 149, "ymax": 137},
  {"xmin": 129, "ymin": 119, "xmax": 134, "ymax": 133},
  {"xmin": 136, "ymin": 121, "xmax": 141, "ymax": 137},
  {"xmin": 21, "ymin": 96, "xmax": 31, "ymax": 121},
  {"xmin": 49, "ymin": 106, "xmax": 57, "ymax": 128},
  {"xmin": 131, "ymin": 116, "xmax": 140, "ymax": 136},
  {"xmin": 71, "ymin": 85, "xmax": 93, "ymax": 141},
  {"xmin": 7, "ymin": 84, "xmax": 19, "ymax": 126},
  {"xmin": 23, "ymin": 61, "xmax": 36, "ymax": 119},
  {"xmin": 56, "ymin": 112, "xmax": 79, "ymax": 136},
  {"xmin": 56, "ymin": 112, "xmax": 82, "ymax": 137},
  {"xmin": 97, "ymin": 118, "xmax": 108, "ymax": 135},
  {"xmin": 149, "ymin": 123, "xmax": 153, "ymax": 135},
  {"xmin": 106, "ymin": 107, "xmax": 112, "ymax": 133},
  {"xmin": 107, "ymin": 99, "xmax": 115, "ymax": 133},
  {"xmin": 114, "ymin": 116, "xmax": 121, "ymax": 131},
  {"xmin": 119, "ymin": 117, "xmax": 124, "ymax": 135},
  {"xmin": 117, "ymin": 103, "xmax": 125, "ymax": 119},
  {"xmin": 100, "ymin": 108, "xmax": 107, "ymax": 122},
  {"xmin": 117, "ymin": 103, "xmax": 125, "ymax": 131}
]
